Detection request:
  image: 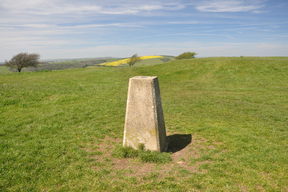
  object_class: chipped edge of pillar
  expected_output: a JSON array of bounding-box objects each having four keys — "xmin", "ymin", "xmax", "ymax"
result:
[
  {"xmin": 152, "ymin": 77, "xmax": 167, "ymax": 152},
  {"xmin": 123, "ymin": 77, "xmax": 132, "ymax": 147}
]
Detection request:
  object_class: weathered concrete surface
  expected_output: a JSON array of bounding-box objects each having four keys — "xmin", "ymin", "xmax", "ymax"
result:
[{"xmin": 123, "ymin": 76, "xmax": 167, "ymax": 152}]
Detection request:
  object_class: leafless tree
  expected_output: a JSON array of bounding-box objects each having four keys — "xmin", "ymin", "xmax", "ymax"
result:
[{"xmin": 5, "ymin": 53, "xmax": 40, "ymax": 72}]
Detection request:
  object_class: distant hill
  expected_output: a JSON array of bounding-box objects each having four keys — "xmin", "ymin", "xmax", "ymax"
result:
[
  {"xmin": 0, "ymin": 56, "xmax": 175, "ymax": 71},
  {"xmin": 98, "ymin": 55, "xmax": 174, "ymax": 67},
  {"xmin": 45, "ymin": 57, "xmax": 117, "ymax": 63},
  {"xmin": 22, "ymin": 58, "xmax": 119, "ymax": 72}
]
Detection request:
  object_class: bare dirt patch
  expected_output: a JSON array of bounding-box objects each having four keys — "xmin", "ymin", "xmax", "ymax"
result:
[{"xmin": 84, "ymin": 133, "xmax": 222, "ymax": 179}]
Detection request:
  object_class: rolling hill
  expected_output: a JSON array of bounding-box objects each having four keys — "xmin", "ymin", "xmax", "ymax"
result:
[{"xmin": 0, "ymin": 57, "xmax": 287, "ymax": 191}]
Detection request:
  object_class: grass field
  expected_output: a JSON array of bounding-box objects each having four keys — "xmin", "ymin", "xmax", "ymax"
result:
[{"xmin": 0, "ymin": 57, "xmax": 287, "ymax": 191}]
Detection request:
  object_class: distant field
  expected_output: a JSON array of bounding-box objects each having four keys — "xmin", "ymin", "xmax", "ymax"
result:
[
  {"xmin": 1, "ymin": 56, "xmax": 173, "ymax": 72},
  {"xmin": 0, "ymin": 57, "xmax": 287, "ymax": 191},
  {"xmin": 1, "ymin": 58, "xmax": 118, "ymax": 72},
  {"xmin": 99, "ymin": 56, "xmax": 172, "ymax": 66},
  {"xmin": 133, "ymin": 56, "xmax": 174, "ymax": 67},
  {"xmin": 24, "ymin": 58, "xmax": 117, "ymax": 72},
  {"xmin": 0, "ymin": 66, "xmax": 10, "ymax": 74}
]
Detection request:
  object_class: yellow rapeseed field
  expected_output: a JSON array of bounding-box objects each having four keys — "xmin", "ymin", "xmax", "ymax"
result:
[{"xmin": 100, "ymin": 56, "xmax": 163, "ymax": 66}]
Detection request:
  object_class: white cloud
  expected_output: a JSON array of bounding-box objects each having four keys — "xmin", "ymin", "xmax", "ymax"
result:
[
  {"xmin": 0, "ymin": 0, "xmax": 185, "ymax": 16},
  {"xmin": 195, "ymin": 0, "xmax": 265, "ymax": 12},
  {"xmin": 0, "ymin": 0, "xmax": 187, "ymax": 31},
  {"xmin": 0, "ymin": 0, "xmax": 285, "ymax": 61}
]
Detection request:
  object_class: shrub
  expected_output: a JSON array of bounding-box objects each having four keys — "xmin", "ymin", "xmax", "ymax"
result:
[{"xmin": 175, "ymin": 52, "xmax": 197, "ymax": 60}]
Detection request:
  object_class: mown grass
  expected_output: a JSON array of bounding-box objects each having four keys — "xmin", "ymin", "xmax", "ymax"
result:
[{"xmin": 0, "ymin": 57, "xmax": 287, "ymax": 191}]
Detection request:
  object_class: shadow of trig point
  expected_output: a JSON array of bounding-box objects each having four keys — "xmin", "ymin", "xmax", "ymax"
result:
[{"xmin": 123, "ymin": 76, "xmax": 167, "ymax": 152}]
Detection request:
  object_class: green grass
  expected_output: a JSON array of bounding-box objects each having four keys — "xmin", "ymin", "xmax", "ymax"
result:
[
  {"xmin": 139, "ymin": 151, "xmax": 172, "ymax": 164},
  {"xmin": 113, "ymin": 146, "xmax": 172, "ymax": 163},
  {"xmin": 0, "ymin": 57, "xmax": 287, "ymax": 191}
]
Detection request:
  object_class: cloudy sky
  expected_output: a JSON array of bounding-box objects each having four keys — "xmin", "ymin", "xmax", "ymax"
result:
[{"xmin": 0, "ymin": 0, "xmax": 288, "ymax": 61}]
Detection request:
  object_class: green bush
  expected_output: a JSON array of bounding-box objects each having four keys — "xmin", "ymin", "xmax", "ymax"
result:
[{"xmin": 175, "ymin": 52, "xmax": 197, "ymax": 60}]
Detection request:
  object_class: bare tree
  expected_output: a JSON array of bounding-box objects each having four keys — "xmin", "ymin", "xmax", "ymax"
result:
[
  {"xmin": 127, "ymin": 54, "xmax": 141, "ymax": 67},
  {"xmin": 5, "ymin": 53, "xmax": 40, "ymax": 72}
]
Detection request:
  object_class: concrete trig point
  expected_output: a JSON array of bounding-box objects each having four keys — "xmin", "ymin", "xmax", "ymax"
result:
[{"xmin": 123, "ymin": 76, "xmax": 167, "ymax": 152}]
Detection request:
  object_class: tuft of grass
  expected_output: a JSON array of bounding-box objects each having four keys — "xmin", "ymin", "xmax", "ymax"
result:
[
  {"xmin": 113, "ymin": 146, "xmax": 172, "ymax": 164},
  {"xmin": 113, "ymin": 146, "xmax": 139, "ymax": 158},
  {"xmin": 139, "ymin": 151, "xmax": 172, "ymax": 164},
  {"xmin": 138, "ymin": 143, "xmax": 145, "ymax": 151}
]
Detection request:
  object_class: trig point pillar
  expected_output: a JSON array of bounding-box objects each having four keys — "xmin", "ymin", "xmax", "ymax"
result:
[{"xmin": 123, "ymin": 76, "xmax": 167, "ymax": 152}]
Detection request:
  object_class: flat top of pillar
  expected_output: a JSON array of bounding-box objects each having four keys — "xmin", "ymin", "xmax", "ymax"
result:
[{"xmin": 130, "ymin": 76, "xmax": 158, "ymax": 80}]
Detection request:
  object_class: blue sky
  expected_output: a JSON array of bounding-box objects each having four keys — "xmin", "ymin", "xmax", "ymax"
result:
[{"xmin": 0, "ymin": 0, "xmax": 288, "ymax": 61}]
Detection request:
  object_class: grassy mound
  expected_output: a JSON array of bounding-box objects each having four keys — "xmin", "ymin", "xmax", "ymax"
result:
[{"xmin": 0, "ymin": 57, "xmax": 287, "ymax": 191}]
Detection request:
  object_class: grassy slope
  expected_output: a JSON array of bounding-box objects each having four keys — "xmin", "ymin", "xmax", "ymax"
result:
[{"xmin": 0, "ymin": 57, "xmax": 287, "ymax": 191}]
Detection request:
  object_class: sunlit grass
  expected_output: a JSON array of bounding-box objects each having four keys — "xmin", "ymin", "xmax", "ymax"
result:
[{"xmin": 0, "ymin": 57, "xmax": 287, "ymax": 191}]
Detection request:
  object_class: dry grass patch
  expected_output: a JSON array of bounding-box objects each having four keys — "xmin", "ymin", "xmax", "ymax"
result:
[{"xmin": 84, "ymin": 134, "xmax": 223, "ymax": 180}]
